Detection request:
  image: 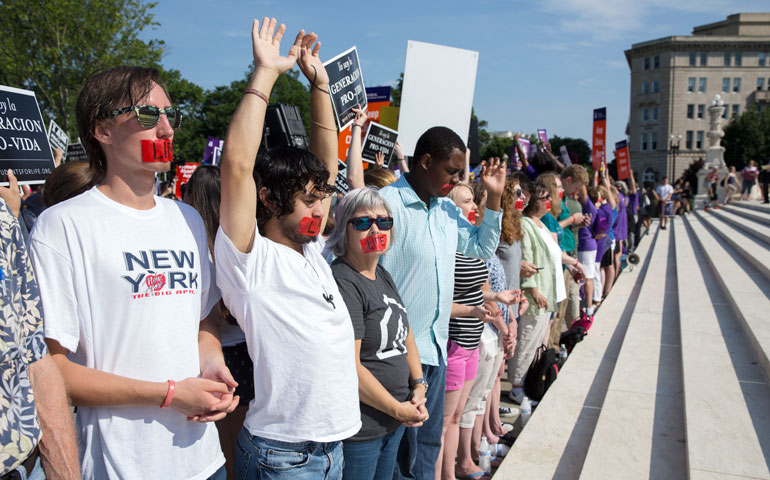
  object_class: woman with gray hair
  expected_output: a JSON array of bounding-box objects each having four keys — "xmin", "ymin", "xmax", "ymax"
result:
[{"xmin": 328, "ymin": 187, "xmax": 428, "ymax": 480}]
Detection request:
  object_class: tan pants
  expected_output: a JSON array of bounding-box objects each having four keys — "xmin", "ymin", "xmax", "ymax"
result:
[
  {"xmin": 549, "ymin": 270, "xmax": 578, "ymax": 352},
  {"xmin": 507, "ymin": 312, "xmax": 551, "ymax": 386}
]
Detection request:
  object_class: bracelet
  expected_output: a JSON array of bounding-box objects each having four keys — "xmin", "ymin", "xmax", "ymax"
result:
[
  {"xmin": 351, "ymin": 124, "xmax": 362, "ymax": 130},
  {"xmin": 244, "ymin": 88, "xmax": 268, "ymax": 105},
  {"xmin": 310, "ymin": 66, "xmax": 331, "ymax": 94},
  {"xmin": 160, "ymin": 380, "xmax": 175, "ymax": 408},
  {"xmin": 311, "ymin": 119, "xmax": 337, "ymax": 132}
]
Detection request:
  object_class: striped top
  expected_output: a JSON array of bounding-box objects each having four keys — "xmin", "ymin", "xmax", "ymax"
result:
[{"xmin": 449, "ymin": 252, "xmax": 489, "ymax": 349}]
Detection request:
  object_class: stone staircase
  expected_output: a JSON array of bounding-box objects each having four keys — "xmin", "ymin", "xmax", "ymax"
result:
[{"xmin": 495, "ymin": 201, "xmax": 770, "ymax": 479}]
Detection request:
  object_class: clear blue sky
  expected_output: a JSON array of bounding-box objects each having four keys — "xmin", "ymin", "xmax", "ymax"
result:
[{"xmin": 142, "ymin": 0, "xmax": 766, "ymax": 148}]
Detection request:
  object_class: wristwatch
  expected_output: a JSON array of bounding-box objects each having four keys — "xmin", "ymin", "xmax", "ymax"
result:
[{"xmin": 410, "ymin": 378, "xmax": 429, "ymax": 392}]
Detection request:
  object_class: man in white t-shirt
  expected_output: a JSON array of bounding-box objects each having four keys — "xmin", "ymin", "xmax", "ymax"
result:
[
  {"xmin": 214, "ymin": 19, "xmax": 360, "ymax": 480},
  {"xmin": 29, "ymin": 66, "xmax": 238, "ymax": 480},
  {"xmin": 655, "ymin": 176, "xmax": 674, "ymax": 230}
]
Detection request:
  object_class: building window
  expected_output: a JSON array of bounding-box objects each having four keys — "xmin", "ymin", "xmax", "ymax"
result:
[
  {"xmin": 642, "ymin": 82, "xmax": 649, "ymax": 94},
  {"xmin": 652, "ymin": 80, "xmax": 659, "ymax": 93},
  {"xmin": 652, "ymin": 107, "xmax": 659, "ymax": 120},
  {"xmin": 722, "ymin": 77, "xmax": 730, "ymax": 92},
  {"xmin": 760, "ymin": 53, "xmax": 767, "ymax": 67},
  {"xmin": 644, "ymin": 57, "xmax": 650, "ymax": 70},
  {"xmin": 722, "ymin": 107, "xmax": 728, "ymax": 119},
  {"xmin": 700, "ymin": 52, "xmax": 707, "ymax": 65},
  {"xmin": 641, "ymin": 133, "xmax": 648, "ymax": 151},
  {"xmin": 697, "ymin": 104, "xmax": 705, "ymax": 119},
  {"xmin": 689, "ymin": 52, "xmax": 697, "ymax": 66},
  {"xmin": 732, "ymin": 104, "xmax": 740, "ymax": 117},
  {"xmin": 654, "ymin": 55, "xmax": 660, "ymax": 68},
  {"xmin": 642, "ymin": 108, "xmax": 649, "ymax": 122},
  {"xmin": 733, "ymin": 78, "xmax": 741, "ymax": 92},
  {"xmin": 759, "ymin": 78, "xmax": 766, "ymax": 91},
  {"xmin": 651, "ymin": 132, "xmax": 658, "ymax": 151},
  {"xmin": 687, "ymin": 104, "xmax": 694, "ymax": 118},
  {"xmin": 698, "ymin": 78, "xmax": 707, "ymax": 92},
  {"xmin": 686, "ymin": 131, "xmax": 694, "ymax": 149},
  {"xmin": 688, "ymin": 77, "xmax": 695, "ymax": 92},
  {"xmin": 724, "ymin": 52, "xmax": 731, "ymax": 66},
  {"xmin": 735, "ymin": 52, "xmax": 742, "ymax": 66},
  {"xmin": 696, "ymin": 131, "xmax": 704, "ymax": 149}
]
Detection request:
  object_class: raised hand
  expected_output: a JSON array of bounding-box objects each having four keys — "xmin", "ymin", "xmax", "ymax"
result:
[
  {"xmin": 480, "ymin": 157, "xmax": 506, "ymax": 206},
  {"xmin": 375, "ymin": 152, "xmax": 385, "ymax": 168},
  {"xmin": 297, "ymin": 32, "xmax": 328, "ymax": 88},
  {"xmin": 0, "ymin": 169, "xmax": 21, "ymax": 217},
  {"xmin": 251, "ymin": 17, "xmax": 302, "ymax": 79},
  {"xmin": 351, "ymin": 105, "xmax": 367, "ymax": 128}
]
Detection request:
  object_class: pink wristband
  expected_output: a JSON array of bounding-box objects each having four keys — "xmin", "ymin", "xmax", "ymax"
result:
[{"xmin": 161, "ymin": 380, "xmax": 175, "ymax": 408}]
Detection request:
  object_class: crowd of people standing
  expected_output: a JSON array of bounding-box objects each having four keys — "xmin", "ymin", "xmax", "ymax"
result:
[{"xmin": 8, "ymin": 15, "xmax": 765, "ymax": 480}]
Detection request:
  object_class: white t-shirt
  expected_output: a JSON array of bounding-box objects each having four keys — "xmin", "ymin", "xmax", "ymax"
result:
[
  {"xmin": 29, "ymin": 187, "xmax": 224, "ymax": 480},
  {"xmin": 535, "ymin": 221, "xmax": 567, "ymax": 303},
  {"xmin": 214, "ymin": 224, "xmax": 361, "ymax": 443},
  {"xmin": 656, "ymin": 184, "xmax": 673, "ymax": 202}
]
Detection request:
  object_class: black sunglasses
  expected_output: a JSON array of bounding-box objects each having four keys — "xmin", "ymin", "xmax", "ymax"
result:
[
  {"xmin": 349, "ymin": 216, "xmax": 394, "ymax": 231},
  {"xmin": 109, "ymin": 105, "xmax": 183, "ymax": 129}
]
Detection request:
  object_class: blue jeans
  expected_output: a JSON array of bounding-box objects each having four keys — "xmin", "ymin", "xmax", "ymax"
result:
[
  {"xmin": 393, "ymin": 357, "xmax": 447, "ymax": 479},
  {"xmin": 208, "ymin": 464, "xmax": 227, "ymax": 480},
  {"xmin": 342, "ymin": 426, "xmax": 405, "ymax": 480},
  {"xmin": 8, "ymin": 457, "xmax": 44, "ymax": 480},
  {"xmin": 235, "ymin": 428, "xmax": 343, "ymax": 480}
]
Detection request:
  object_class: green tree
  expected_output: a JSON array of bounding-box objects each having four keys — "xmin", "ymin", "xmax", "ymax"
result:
[
  {"xmin": 390, "ymin": 73, "xmax": 404, "ymax": 107},
  {"xmin": 723, "ymin": 105, "xmax": 770, "ymax": 168},
  {"xmin": 481, "ymin": 135, "xmax": 513, "ymax": 160},
  {"xmin": 549, "ymin": 135, "xmax": 591, "ymax": 165},
  {"xmin": 0, "ymin": 0, "xmax": 165, "ymax": 137}
]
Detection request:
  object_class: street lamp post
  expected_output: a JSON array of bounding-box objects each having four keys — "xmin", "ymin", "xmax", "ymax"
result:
[{"xmin": 669, "ymin": 134, "xmax": 682, "ymax": 180}]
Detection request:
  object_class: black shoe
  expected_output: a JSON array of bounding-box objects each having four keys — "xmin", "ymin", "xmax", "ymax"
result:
[{"xmin": 661, "ymin": 226, "xmax": 667, "ymax": 230}]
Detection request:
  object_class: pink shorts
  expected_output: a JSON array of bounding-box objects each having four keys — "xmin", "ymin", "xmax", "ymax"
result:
[{"xmin": 445, "ymin": 340, "xmax": 479, "ymax": 391}]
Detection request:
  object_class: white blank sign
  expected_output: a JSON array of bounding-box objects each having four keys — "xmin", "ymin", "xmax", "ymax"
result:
[{"xmin": 398, "ymin": 40, "xmax": 479, "ymax": 156}]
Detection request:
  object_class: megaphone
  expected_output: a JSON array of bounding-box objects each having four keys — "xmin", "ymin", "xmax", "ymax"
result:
[{"xmin": 628, "ymin": 252, "xmax": 640, "ymax": 265}]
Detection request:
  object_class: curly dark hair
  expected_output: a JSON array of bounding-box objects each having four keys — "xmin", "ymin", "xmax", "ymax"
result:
[
  {"xmin": 254, "ymin": 146, "xmax": 333, "ymax": 228},
  {"xmin": 413, "ymin": 126, "xmax": 466, "ymax": 165}
]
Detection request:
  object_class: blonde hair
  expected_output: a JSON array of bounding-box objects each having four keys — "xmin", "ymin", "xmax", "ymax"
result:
[
  {"xmin": 538, "ymin": 172, "xmax": 562, "ymax": 217},
  {"xmin": 364, "ymin": 168, "xmax": 397, "ymax": 189},
  {"xmin": 448, "ymin": 182, "xmax": 473, "ymax": 204}
]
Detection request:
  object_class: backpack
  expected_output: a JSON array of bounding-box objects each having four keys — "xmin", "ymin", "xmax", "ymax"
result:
[
  {"xmin": 560, "ymin": 325, "xmax": 587, "ymax": 354},
  {"xmin": 524, "ymin": 345, "xmax": 559, "ymax": 401}
]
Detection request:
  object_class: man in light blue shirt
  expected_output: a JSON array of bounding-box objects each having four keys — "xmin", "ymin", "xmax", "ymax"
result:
[{"xmin": 380, "ymin": 126, "xmax": 504, "ymax": 480}]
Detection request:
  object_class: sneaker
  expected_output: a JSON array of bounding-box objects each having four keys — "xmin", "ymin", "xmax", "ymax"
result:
[
  {"xmin": 499, "ymin": 406, "xmax": 516, "ymax": 418},
  {"xmin": 508, "ymin": 389, "xmax": 539, "ymax": 406},
  {"xmin": 704, "ymin": 207, "xmax": 709, "ymax": 211},
  {"xmin": 713, "ymin": 205, "xmax": 719, "ymax": 210}
]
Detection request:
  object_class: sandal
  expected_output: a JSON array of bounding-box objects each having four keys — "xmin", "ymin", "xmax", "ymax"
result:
[{"xmin": 456, "ymin": 471, "xmax": 491, "ymax": 480}]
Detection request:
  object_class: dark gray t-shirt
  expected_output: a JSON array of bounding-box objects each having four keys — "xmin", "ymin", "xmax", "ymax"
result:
[
  {"xmin": 496, "ymin": 240, "xmax": 522, "ymax": 291},
  {"xmin": 331, "ymin": 259, "xmax": 411, "ymax": 441}
]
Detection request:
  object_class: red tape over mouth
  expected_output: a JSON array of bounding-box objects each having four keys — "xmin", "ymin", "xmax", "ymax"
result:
[
  {"xmin": 141, "ymin": 139, "xmax": 174, "ymax": 163},
  {"xmin": 361, "ymin": 234, "xmax": 388, "ymax": 253},
  {"xmin": 297, "ymin": 217, "xmax": 322, "ymax": 236},
  {"xmin": 515, "ymin": 198, "xmax": 525, "ymax": 211},
  {"xmin": 467, "ymin": 210, "xmax": 477, "ymax": 223},
  {"xmin": 439, "ymin": 183, "xmax": 454, "ymax": 196}
]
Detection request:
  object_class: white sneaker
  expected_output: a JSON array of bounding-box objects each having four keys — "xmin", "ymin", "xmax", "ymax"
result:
[{"xmin": 508, "ymin": 389, "xmax": 538, "ymax": 406}]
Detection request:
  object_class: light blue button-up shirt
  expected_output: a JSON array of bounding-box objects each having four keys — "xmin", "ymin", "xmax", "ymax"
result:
[{"xmin": 379, "ymin": 175, "xmax": 503, "ymax": 366}]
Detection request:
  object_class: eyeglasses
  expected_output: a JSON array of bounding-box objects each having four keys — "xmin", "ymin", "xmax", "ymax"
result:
[
  {"xmin": 349, "ymin": 216, "xmax": 394, "ymax": 231},
  {"xmin": 109, "ymin": 105, "xmax": 183, "ymax": 129}
]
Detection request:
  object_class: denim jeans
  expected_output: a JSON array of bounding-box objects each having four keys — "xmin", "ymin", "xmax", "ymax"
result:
[
  {"xmin": 342, "ymin": 426, "xmax": 405, "ymax": 480},
  {"xmin": 207, "ymin": 464, "xmax": 227, "ymax": 480},
  {"xmin": 393, "ymin": 357, "xmax": 447, "ymax": 479},
  {"xmin": 235, "ymin": 428, "xmax": 343, "ymax": 480},
  {"xmin": 6, "ymin": 457, "xmax": 44, "ymax": 480}
]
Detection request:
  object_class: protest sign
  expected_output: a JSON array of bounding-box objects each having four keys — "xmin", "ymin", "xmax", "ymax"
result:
[
  {"xmin": 362, "ymin": 122, "xmax": 398, "ymax": 166},
  {"xmin": 559, "ymin": 145, "xmax": 572, "ymax": 167},
  {"xmin": 592, "ymin": 107, "xmax": 606, "ymax": 171},
  {"xmin": 335, "ymin": 159, "xmax": 349, "ymax": 195},
  {"xmin": 66, "ymin": 142, "xmax": 88, "ymax": 163},
  {"xmin": 0, "ymin": 85, "xmax": 57, "ymax": 184},
  {"xmin": 175, "ymin": 163, "xmax": 199, "ymax": 198},
  {"xmin": 379, "ymin": 106, "xmax": 400, "ymax": 130},
  {"xmin": 537, "ymin": 129, "xmax": 548, "ymax": 146},
  {"xmin": 202, "ymin": 136, "xmax": 223, "ymax": 165},
  {"xmin": 398, "ymin": 40, "xmax": 478, "ymax": 155},
  {"xmin": 615, "ymin": 140, "xmax": 631, "ymax": 180},
  {"xmin": 48, "ymin": 119, "xmax": 69, "ymax": 160},
  {"xmin": 513, "ymin": 137, "xmax": 531, "ymax": 168},
  {"xmin": 324, "ymin": 47, "xmax": 367, "ymax": 130},
  {"xmin": 365, "ymin": 86, "xmax": 390, "ymax": 126}
]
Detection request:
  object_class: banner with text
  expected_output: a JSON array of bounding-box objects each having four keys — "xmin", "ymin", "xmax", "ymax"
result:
[
  {"xmin": 362, "ymin": 122, "xmax": 398, "ymax": 166},
  {"xmin": 47, "ymin": 119, "xmax": 69, "ymax": 160},
  {"xmin": 202, "ymin": 136, "xmax": 223, "ymax": 165},
  {"xmin": 66, "ymin": 143, "xmax": 87, "ymax": 163},
  {"xmin": 537, "ymin": 128, "xmax": 548, "ymax": 146},
  {"xmin": 175, "ymin": 163, "xmax": 199, "ymax": 198},
  {"xmin": 615, "ymin": 140, "xmax": 631, "ymax": 180},
  {"xmin": 0, "ymin": 85, "xmax": 57, "ymax": 184},
  {"xmin": 513, "ymin": 137, "xmax": 531, "ymax": 169},
  {"xmin": 365, "ymin": 86, "xmax": 390, "ymax": 127},
  {"xmin": 324, "ymin": 46, "xmax": 367, "ymax": 130},
  {"xmin": 335, "ymin": 159, "xmax": 350, "ymax": 195},
  {"xmin": 592, "ymin": 107, "xmax": 606, "ymax": 171}
]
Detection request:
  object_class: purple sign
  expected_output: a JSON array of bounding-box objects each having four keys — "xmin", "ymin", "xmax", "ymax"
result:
[
  {"xmin": 537, "ymin": 129, "xmax": 548, "ymax": 145},
  {"xmin": 202, "ymin": 136, "xmax": 223, "ymax": 165}
]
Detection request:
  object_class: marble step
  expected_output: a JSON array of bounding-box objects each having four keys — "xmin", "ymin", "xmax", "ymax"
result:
[
  {"xmin": 707, "ymin": 208, "xmax": 770, "ymax": 247},
  {"xmin": 678, "ymin": 215, "xmax": 770, "ymax": 479},
  {"xmin": 494, "ymin": 227, "xmax": 657, "ymax": 479},
  {"xmin": 579, "ymin": 221, "xmax": 687, "ymax": 480},
  {"xmin": 730, "ymin": 201, "xmax": 770, "ymax": 215},
  {"xmin": 720, "ymin": 204, "xmax": 770, "ymax": 228}
]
